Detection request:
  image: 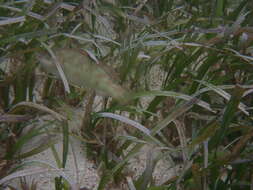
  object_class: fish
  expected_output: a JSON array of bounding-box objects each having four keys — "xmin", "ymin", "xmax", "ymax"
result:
[{"xmin": 37, "ymin": 48, "xmax": 129, "ymax": 104}]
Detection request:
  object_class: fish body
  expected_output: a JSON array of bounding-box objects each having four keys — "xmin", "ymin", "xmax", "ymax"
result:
[{"xmin": 38, "ymin": 48, "xmax": 129, "ymax": 103}]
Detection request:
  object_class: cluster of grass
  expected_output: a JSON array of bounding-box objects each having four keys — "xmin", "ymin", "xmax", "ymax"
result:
[{"xmin": 1, "ymin": 0, "xmax": 253, "ymax": 189}]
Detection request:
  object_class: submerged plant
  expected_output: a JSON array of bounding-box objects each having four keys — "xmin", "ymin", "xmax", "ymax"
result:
[{"xmin": 0, "ymin": 0, "xmax": 253, "ymax": 189}]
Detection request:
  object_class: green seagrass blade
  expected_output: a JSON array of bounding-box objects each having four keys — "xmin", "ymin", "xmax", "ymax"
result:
[{"xmin": 37, "ymin": 48, "xmax": 129, "ymax": 104}]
